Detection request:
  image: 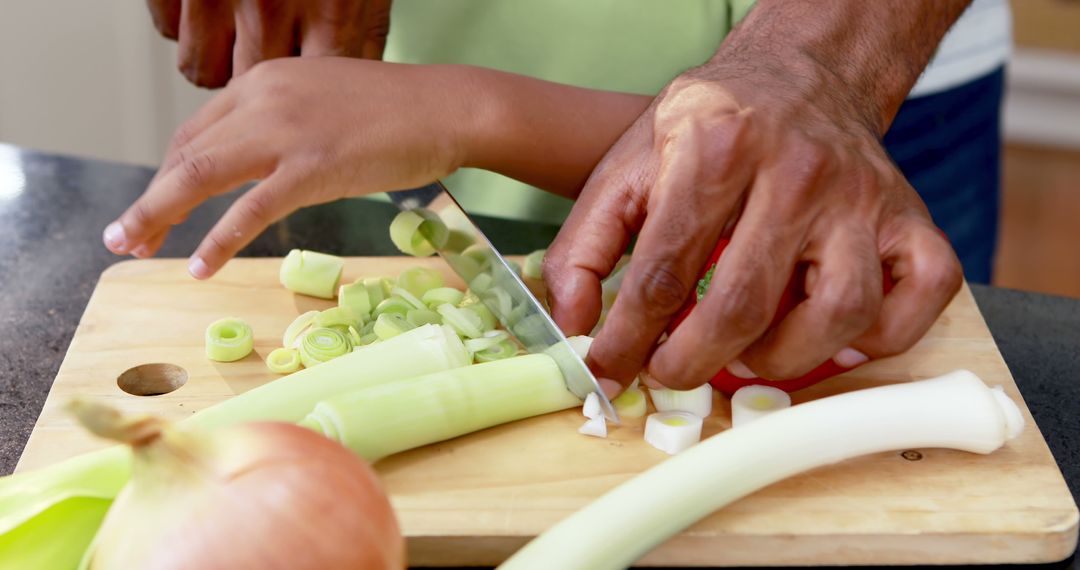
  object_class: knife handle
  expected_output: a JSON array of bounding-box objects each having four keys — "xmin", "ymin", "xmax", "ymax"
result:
[{"xmin": 667, "ymin": 238, "xmax": 894, "ymax": 396}]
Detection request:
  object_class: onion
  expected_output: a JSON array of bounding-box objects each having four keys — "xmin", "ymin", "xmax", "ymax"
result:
[{"xmin": 69, "ymin": 399, "xmax": 404, "ymax": 570}]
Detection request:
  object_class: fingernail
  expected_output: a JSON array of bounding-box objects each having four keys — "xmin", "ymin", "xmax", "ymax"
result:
[
  {"xmin": 598, "ymin": 378, "xmax": 623, "ymax": 399},
  {"xmin": 726, "ymin": 359, "xmax": 757, "ymax": 379},
  {"xmin": 639, "ymin": 371, "xmax": 664, "ymax": 389},
  {"xmin": 131, "ymin": 244, "xmax": 150, "ymax": 258},
  {"xmin": 103, "ymin": 222, "xmax": 127, "ymax": 252},
  {"xmin": 833, "ymin": 347, "xmax": 869, "ymax": 368},
  {"xmin": 188, "ymin": 256, "xmax": 211, "ymax": 279}
]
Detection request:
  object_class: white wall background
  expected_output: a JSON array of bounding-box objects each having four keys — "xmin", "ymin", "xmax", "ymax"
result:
[
  {"xmin": 1, "ymin": 3, "xmax": 1078, "ymax": 167},
  {"xmin": 0, "ymin": 1, "xmax": 212, "ymax": 167}
]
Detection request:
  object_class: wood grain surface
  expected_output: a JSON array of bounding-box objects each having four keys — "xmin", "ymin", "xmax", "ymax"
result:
[{"xmin": 16, "ymin": 258, "xmax": 1079, "ymax": 566}]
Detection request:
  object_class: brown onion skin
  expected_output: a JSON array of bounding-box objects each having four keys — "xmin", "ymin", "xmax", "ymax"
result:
[{"xmin": 96, "ymin": 422, "xmax": 404, "ymax": 570}]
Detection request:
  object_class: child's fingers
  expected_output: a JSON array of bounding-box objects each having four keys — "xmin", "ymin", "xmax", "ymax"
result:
[
  {"xmin": 104, "ymin": 130, "xmax": 273, "ymax": 256},
  {"xmin": 187, "ymin": 172, "xmax": 303, "ymax": 279},
  {"xmin": 130, "ymin": 228, "xmax": 171, "ymax": 259}
]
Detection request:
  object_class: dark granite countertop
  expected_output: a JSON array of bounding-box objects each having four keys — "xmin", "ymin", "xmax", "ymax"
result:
[{"xmin": 0, "ymin": 143, "xmax": 1077, "ymax": 569}]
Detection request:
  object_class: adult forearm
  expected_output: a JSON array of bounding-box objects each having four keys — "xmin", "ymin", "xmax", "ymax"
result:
[
  {"xmin": 455, "ymin": 66, "xmax": 651, "ymax": 198},
  {"xmin": 710, "ymin": 0, "xmax": 971, "ymax": 135}
]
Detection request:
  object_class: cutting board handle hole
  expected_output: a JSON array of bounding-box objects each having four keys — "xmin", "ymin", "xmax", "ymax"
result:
[
  {"xmin": 117, "ymin": 363, "xmax": 188, "ymax": 396},
  {"xmin": 901, "ymin": 450, "xmax": 923, "ymax": 461}
]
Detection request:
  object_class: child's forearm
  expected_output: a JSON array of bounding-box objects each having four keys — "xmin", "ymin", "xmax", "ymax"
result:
[{"xmin": 451, "ymin": 65, "xmax": 652, "ymax": 198}]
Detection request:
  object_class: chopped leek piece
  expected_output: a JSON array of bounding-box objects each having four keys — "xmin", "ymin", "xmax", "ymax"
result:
[
  {"xmin": 314, "ymin": 306, "xmax": 362, "ymax": 329},
  {"xmin": 356, "ymin": 332, "xmax": 379, "ymax": 346},
  {"xmin": 346, "ymin": 325, "xmax": 362, "ymax": 346},
  {"xmin": 613, "ymin": 387, "xmax": 647, "ymax": 418},
  {"xmin": 298, "ymin": 327, "xmax": 351, "ymax": 368},
  {"xmin": 445, "ymin": 229, "xmax": 475, "ymax": 253},
  {"xmin": 462, "ymin": 330, "xmax": 509, "ymax": 353},
  {"xmin": 373, "ymin": 297, "xmax": 412, "ymax": 318},
  {"xmin": 466, "ymin": 303, "xmax": 497, "ymax": 331},
  {"xmin": 379, "ymin": 276, "xmax": 396, "ymax": 297},
  {"xmin": 266, "ymin": 348, "xmax": 301, "ymax": 374},
  {"xmin": 373, "ymin": 312, "xmax": 414, "ymax": 340},
  {"xmin": 390, "ymin": 286, "xmax": 427, "ymax": 310},
  {"xmin": 436, "ymin": 303, "xmax": 484, "ymax": 338},
  {"xmin": 422, "ymin": 287, "xmax": 465, "ymax": 308},
  {"xmin": 474, "ymin": 340, "xmax": 519, "ymax": 363},
  {"xmin": 499, "ymin": 371, "xmax": 1026, "ymax": 570},
  {"xmin": 578, "ymin": 416, "xmax": 607, "ymax": 438},
  {"xmin": 649, "ymin": 384, "xmax": 713, "ymax": 417},
  {"xmin": 468, "ymin": 272, "xmax": 493, "ymax": 293},
  {"xmin": 582, "ymin": 392, "xmax": 601, "ymax": 420},
  {"xmin": 731, "ymin": 385, "xmax": 791, "ymax": 427},
  {"xmin": 445, "ymin": 252, "xmax": 484, "ymax": 282},
  {"xmin": 481, "ymin": 287, "xmax": 513, "ymax": 317},
  {"xmin": 278, "ymin": 249, "xmax": 343, "ymax": 299},
  {"xmin": 282, "ymin": 310, "xmax": 319, "ymax": 348},
  {"xmin": 362, "ymin": 277, "xmax": 387, "ymax": 307},
  {"xmin": 299, "ymin": 353, "xmax": 582, "ymax": 462},
  {"xmin": 204, "ymin": 317, "xmax": 254, "ymax": 362},
  {"xmin": 397, "ymin": 266, "xmax": 445, "ymax": 298},
  {"xmin": 507, "ymin": 260, "xmax": 523, "ymax": 276},
  {"xmin": 644, "ymin": 412, "xmax": 702, "ymax": 455},
  {"xmin": 523, "ymin": 249, "xmax": 546, "ymax": 280},
  {"xmin": 389, "ymin": 209, "xmax": 449, "ymax": 257},
  {"xmin": 462, "ymin": 244, "xmax": 493, "ymax": 269},
  {"xmin": 406, "ymin": 309, "xmax": 442, "ymax": 327},
  {"xmin": 337, "ymin": 281, "xmax": 372, "ymax": 317}
]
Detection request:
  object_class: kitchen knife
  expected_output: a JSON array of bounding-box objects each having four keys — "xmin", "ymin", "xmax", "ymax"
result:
[{"xmin": 388, "ymin": 181, "xmax": 619, "ymax": 422}]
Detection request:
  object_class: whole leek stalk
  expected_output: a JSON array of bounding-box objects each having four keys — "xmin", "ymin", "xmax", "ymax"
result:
[
  {"xmin": 300, "ymin": 354, "xmax": 582, "ymax": 462},
  {"xmin": 0, "ymin": 324, "xmax": 469, "ymax": 570},
  {"xmin": 498, "ymin": 371, "xmax": 1025, "ymax": 570}
]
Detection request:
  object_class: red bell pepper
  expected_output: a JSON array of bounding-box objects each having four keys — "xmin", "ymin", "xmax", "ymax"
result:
[{"xmin": 667, "ymin": 239, "xmax": 894, "ymax": 396}]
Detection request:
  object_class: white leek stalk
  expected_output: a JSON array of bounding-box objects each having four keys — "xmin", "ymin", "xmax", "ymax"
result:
[
  {"xmin": 578, "ymin": 416, "xmax": 607, "ymax": 438},
  {"xmin": 499, "ymin": 370, "xmax": 1025, "ymax": 570},
  {"xmin": 648, "ymin": 384, "xmax": 713, "ymax": 417},
  {"xmin": 278, "ymin": 249, "xmax": 343, "ymax": 299},
  {"xmin": 582, "ymin": 392, "xmax": 602, "ymax": 419},
  {"xmin": 731, "ymin": 385, "xmax": 791, "ymax": 427},
  {"xmin": 523, "ymin": 249, "xmax": 545, "ymax": 280},
  {"xmin": 300, "ymin": 354, "xmax": 581, "ymax": 462},
  {"xmin": 644, "ymin": 412, "xmax": 703, "ymax": 454}
]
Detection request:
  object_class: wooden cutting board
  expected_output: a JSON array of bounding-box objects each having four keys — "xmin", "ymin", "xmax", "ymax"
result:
[{"xmin": 16, "ymin": 258, "xmax": 1079, "ymax": 567}]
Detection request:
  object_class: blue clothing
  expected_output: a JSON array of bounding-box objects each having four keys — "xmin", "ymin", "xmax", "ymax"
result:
[{"xmin": 883, "ymin": 67, "xmax": 1004, "ymax": 283}]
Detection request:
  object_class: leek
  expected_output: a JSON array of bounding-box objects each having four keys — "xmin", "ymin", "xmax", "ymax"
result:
[
  {"xmin": 523, "ymin": 249, "xmax": 545, "ymax": 280},
  {"xmin": 422, "ymin": 287, "xmax": 465, "ymax": 308},
  {"xmin": 389, "ymin": 209, "xmax": 448, "ymax": 257},
  {"xmin": 644, "ymin": 412, "xmax": 703, "ymax": 454},
  {"xmin": 204, "ymin": 317, "xmax": 254, "ymax": 362},
  {"xmin": 300, "ymin": 354, "xmax": 581, "ymax": 462},
  {"xmin": 298, "ymin": 327, "xmax": 352, "ymax": 367},
  {"xmin": 282, "ymin": 310, "xmax": 318, "ymax": 348},
  {"xmin": 373, "ymin": 313, "xmax": 414, "ymax": 340},
  {"xmin": 612, "ymin": 388, "xmax": 647, "ymax": 418},
  {"xmin": 313, "ymin": 306, "xmax": 363, "ymax": 329},
  {"xmin": 265, "ymin": 348, "xmax": 301, "ymax": 374},
  {"xmin": 397, "ymin": 267, "xmax": 445, "ymax": 298},
  {"xmin": 0, "ymin": 325, "xmax": 470, "ymax": 568},
  {"xmin": 498, "ymin": 371, "xmax": 1026, "ymax": 570},
  {"xmin": 278, "ymin": 249, "xmax": 343, "ymax": 299},
  {"xmin": 337, "ymin": 281, "xmax": 373, "ymax": 317},
  {"xmin": 648, "ymin": 384, "xmax": 713, "ymax": 417},
  {"xmin": 731, "ymin": 385, "xmax": 791, "ymax": 426}
]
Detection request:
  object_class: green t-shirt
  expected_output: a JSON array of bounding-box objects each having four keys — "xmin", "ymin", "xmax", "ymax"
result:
[{"xmin": 383, "ymin": 0, "xmax": 755, "ymax": 224}]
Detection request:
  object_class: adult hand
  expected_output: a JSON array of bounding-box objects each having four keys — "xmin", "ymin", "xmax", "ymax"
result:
[
  {"xmin": 145, "ymin": 0, "xmax": 391, "ymax": 88},
  {"xmin": 102, "ymin": 58, "xmax": 472, "ymax": 277},
  {"xmin": 544, "ymin": 1, "xmax": 968, "ymax": 392}
]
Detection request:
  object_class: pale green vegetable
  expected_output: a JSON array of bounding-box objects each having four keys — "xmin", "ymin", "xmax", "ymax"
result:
[
  {"xmin": 523, "ymin": 249, "xmax": 546, "ymax": 279},
  {"xmin": 298, "ymin": 327, "xmax": 352, "ymax": 367},
  {"xmin": 314, "ymin": 306, "xmax": 362, "ymax": 329},
  {"xmin": 406, "ymin": 309, "xmax": 442, "ymax": 327},
  {"xmin": 397, "ymin": 266, "xmax": 445, "ymax": 298},
  {"xmin": 337, "ymin": 281, "xmax": 373, "ymax": 317},
  {"xmin": 613, "ymin": 387, "xmax": 647, "ymax": 418},
  {"xmin": 265, "ymin": 348, "xmax": 301, "ymax": 374},
  {"xmin": 0, "ymin": 324, "xmax": 470, "ymax": 569},
  {"xmin": 362, "ymin": 277, "xmax": 387, "ymax": 308},
  {"xmin": 282, "ymin": 310, "xmax": 318, "ymax": 348},
  {"xmin": 445, "ymin": 229, "xmax": 475, "ymax": 253},
  {"xmin": 649, "ymin": 384, "xmax": 713, "ymax": 418},
  {"xmin": 463, "ymin": 330, "xmax": 509, "ymax": 353},
  {"xmin": 390, "ymin": 287, "xmax": 427, "ymax": 310},
  {"xmin": 373, "ymin": 313, "xmax": 414, "ymax": 340},
  {"xmin": 204, "ymin": 317, "xmax": 253, "ymax": 362},
  {"xmin": 389, "ymin": 209, "xmax": 448, "ymax": 257},
  {"xmin": 473, "ymin": 340, "xmax": 519, "ymax": 363},
  {"xmin": 466, "ymin": 302, "xmax": 497, "ymax": 331},
  {"xmin": 278, "ymin": 249, "xmax": 343, "ymax": 299},
  {"xmin": 373, "ymin": 297, "xmax": 412, "ymax": 318},
  {"xmin": 498, "ymin": 371, "xmax": 1026, "ymax": 570},
  {"xmin": 300, "ymin": 354, "xmax": 581, "ymax": 462},
  {"xmin": 422, "ymin": 287, "xmax": 465, "ymax": 308},
  {"xmin": 436, "ymin": 303, "xmax": 484, "ymax": 338}
]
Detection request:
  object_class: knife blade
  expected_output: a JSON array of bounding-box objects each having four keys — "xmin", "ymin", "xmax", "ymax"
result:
[{"xmin": 388, "ymin": 181, "xmax": 619, "ymax": 423}]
